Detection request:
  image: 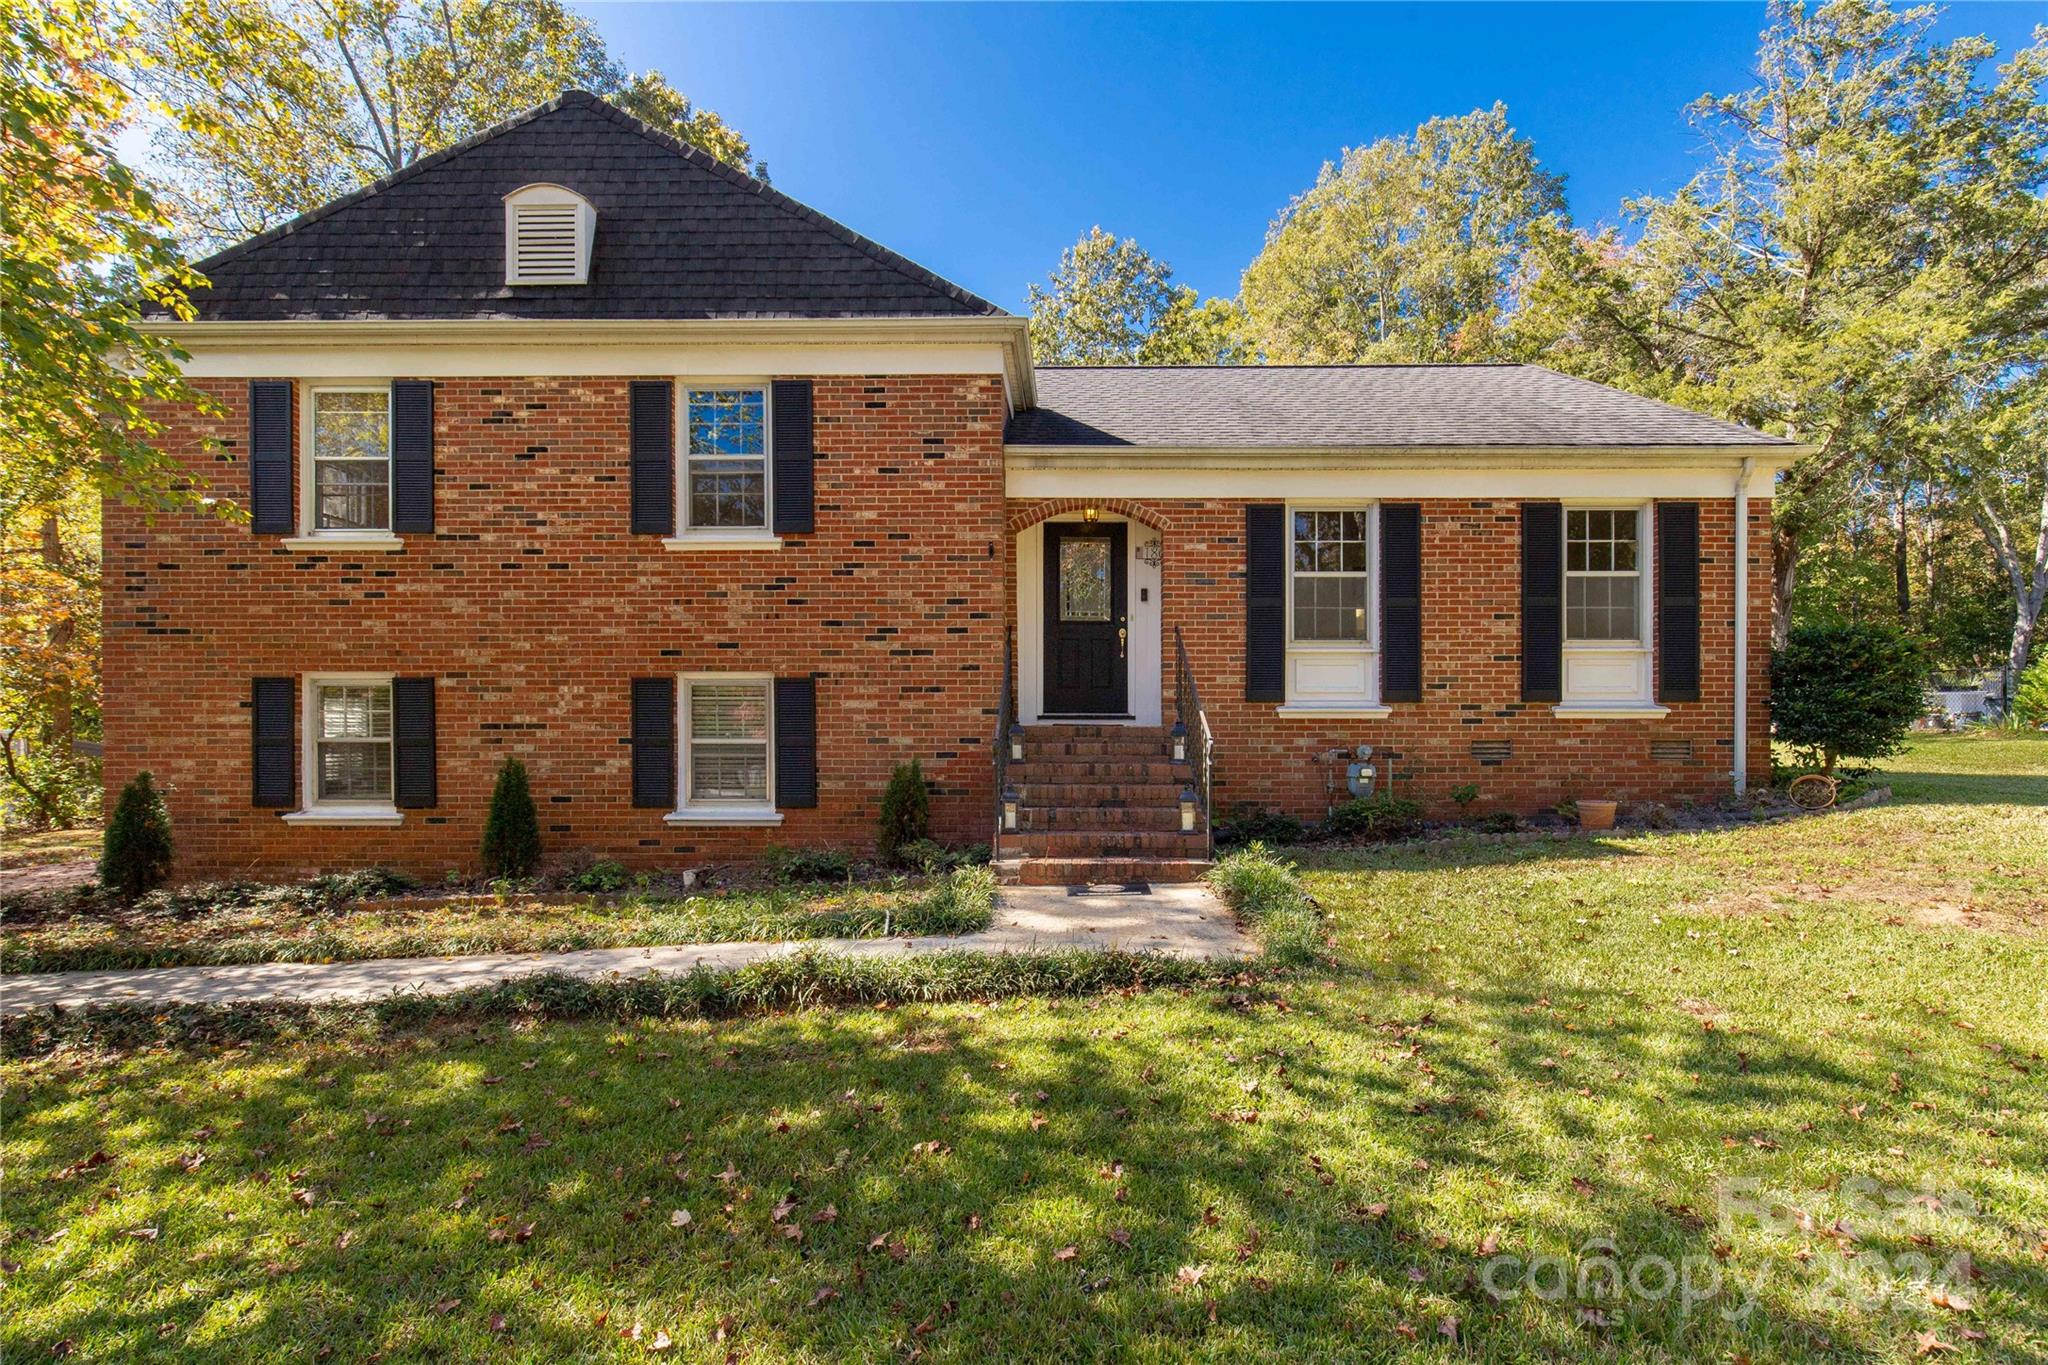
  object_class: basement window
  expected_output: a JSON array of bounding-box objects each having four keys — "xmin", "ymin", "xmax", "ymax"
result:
[{"xmin": 503, "ymin": 183, "xmax": 595, "ymax": 286}]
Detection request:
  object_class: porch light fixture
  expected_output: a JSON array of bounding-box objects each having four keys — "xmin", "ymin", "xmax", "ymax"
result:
[
  {"xmin": 1008, "ymin": 723, "xmax": 1024, "ymax": 762},
  {"xmin": 1179, "ymin": 786, "xmax": 1198, "ymax": 833},
  {"xmin": 1169, "ymin": 721, "xmax": 1187, "ymax": 763},
  {"xmin": 1080, "ymin": 505, "xmax": 1100, "ymax": 525},
  {"xmin": 1002, "ymin": 786, "xmax": 1021, "ymax": 832},
  {"xmin": 1135, "ymin": 537, "xmax": 1162, "ymax": 568}
]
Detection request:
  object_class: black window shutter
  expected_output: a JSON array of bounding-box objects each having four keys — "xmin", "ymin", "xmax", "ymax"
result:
[
  {"xmin": 770, "ymin": 379, "xmax": 815, "ymax": 535},
  {"xmin": 774, "ymin": 676, "xmax": 818, "ymax": 809},
  {"xmin": 390, "ymin": 380, "xmax": 435, "ymax": 534},
  {"xmin": 1521, "ymin": 502, "xmax": 1564, "ymax": 702},
  {"xmin": 251, "ymin": 676, "xmax": 294, "ymax": 807},
  {"xmin": 1657, "ymin": 501, "xmax": 1702, "ymax": 703},
  {"xmin": 1244, "ymin": 504, "xmax": 1286, "ymax": 702},
  {"xmin": 1380, "ymin": 503, "xmax": 1422, "ymax": 703},
  {"xmin": 629, "ymin": 381, "xmax": 674, "ymax": 536},
  {"xmin": 630, "ymin": 677, "xmax": 676, "ymax": 808},
  {"xmin": 392, "ymin": 677, "xmax": 437, "ymax": 807},
  {"xmin": 249, "ymin": 381, "xmax": 293, "ymax": 534}
]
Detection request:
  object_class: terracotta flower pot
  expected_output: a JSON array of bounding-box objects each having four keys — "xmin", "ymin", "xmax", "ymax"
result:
[{"xmin": 1577, "ymin": 799, "xmax": 1618, "ymax": 831}]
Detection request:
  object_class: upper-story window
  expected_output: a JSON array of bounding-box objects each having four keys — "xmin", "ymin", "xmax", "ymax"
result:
[
  {"xmin": 1565, "ymin": 508, "xmax": 1643, "ymax": 643},
  {"xmin": 310, "ymin": 388, "xmax": 391, "ymax": 533},
  {"xmin": 1292, "ymin": 509, "xmax": 1370, "ymax": 642},
  {"xmin": 503, "ymin": 183, "xmax": 595, "ymax": 286},
  {"xmin": 684, "ymin": 387, "xmax": 768, "ymax": 531}
]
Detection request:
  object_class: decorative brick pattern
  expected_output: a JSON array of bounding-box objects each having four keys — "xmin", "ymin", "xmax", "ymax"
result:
[
  {"xmin": 1009, "ymin": 496, "xmax": 1774, "ymax": 823},
  {"xmin": 105, "ymin": 375, "xmax": 1009, "ymax": 878}
]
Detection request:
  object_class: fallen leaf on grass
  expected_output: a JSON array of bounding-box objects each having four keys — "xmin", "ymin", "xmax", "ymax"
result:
[
  {"xmin": 432, "ymin": 1297, "xmax": 460, "ymax": 1315},
  {"xmin": 809, "ymin": 1287, "xmax": 840, "ymax": 1309},
  {"xmin": 669, "ymin": 1209, "xmax": 693, "ymax": 1229},
  {"xmin": 1914, "ymin": 1330, "xmax": 1956, "ymax": 1356},
  {"xmin": 1053, "ymin": 1245, "xmax": 1078, "ymax": 1262}
]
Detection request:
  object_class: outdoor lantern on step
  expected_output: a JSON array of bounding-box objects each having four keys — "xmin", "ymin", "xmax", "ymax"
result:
[
  {"xmin": 1002, "ymin": 786, "xmax": 1020, "ymax": 832},
  {"xmin": 1009, "ymin": 723, "xmax": 1024, "ymax": 762},
  {"xmin": 1179, "ymin": 786, "xmax": 1198, "ymax": 833},
  {"xmin": 1169, "ymin": 720, "xmax": 1187, "ymax": 763}
]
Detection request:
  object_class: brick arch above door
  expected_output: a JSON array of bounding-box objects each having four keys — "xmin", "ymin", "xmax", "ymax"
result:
[{"xmin": 1006, "ymin": 498, "xmax": 1173, "ymax": 536}]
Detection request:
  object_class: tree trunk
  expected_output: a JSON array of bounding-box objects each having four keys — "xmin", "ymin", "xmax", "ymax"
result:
[
  {"xmin": 1892, "ymin": 482, "xmax": 1912, "ymax": 626},
  {"xmin": 1771, "ymin": 522, "xmax": 1799, "ymax": 651},
  {"xmin": 39, "ymin": 511, "xmax": 72, "ymax": 744}
]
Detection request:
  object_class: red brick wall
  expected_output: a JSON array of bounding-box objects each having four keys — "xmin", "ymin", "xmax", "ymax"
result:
[
  {"xmin": 1010, "ymin": 496, "xmax": 1774, "ymax": 823},
  {"xmin": 105, "ymin": 375, "xmax": 1009, "ymax": 879}
]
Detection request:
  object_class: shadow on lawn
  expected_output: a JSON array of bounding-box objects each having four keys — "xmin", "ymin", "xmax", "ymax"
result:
[{"xmin": 8, "ymin": 973, "xmax": 2041, "ymax": 1361}]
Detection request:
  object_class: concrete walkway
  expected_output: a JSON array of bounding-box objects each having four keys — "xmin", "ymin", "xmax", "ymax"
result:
[{"xmin": 0, "ymin": 883, "xmax": 1252, "ymax": 1015}]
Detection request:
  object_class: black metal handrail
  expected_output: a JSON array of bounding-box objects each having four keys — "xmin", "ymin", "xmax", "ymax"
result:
[
  {"xmin": 1172, "ymin": 625, "xmax": 1215, "ymax": 858},
  {"xmin": 992, "ymin": 626, "xmax": 1015, "ymax": 843}
]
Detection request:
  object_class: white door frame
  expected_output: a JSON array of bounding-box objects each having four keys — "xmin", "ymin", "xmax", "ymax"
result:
[{"xmin": 1015, "ymin": 514, "xmax": 1162, "ymax": 726}]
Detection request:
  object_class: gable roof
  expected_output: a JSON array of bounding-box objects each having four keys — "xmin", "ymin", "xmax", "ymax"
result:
[
  {"xmin": 177, "ymin": 91, "xmax": 1002, "ymax": 322},
  {"xmin": 1005, "ymin": 365, "xmax": 1794, "ymax": 450}
]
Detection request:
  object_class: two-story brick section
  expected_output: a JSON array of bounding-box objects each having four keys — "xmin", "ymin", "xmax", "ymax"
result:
[{"xmin": 112, "ymin": 90, "xmax": 1800, "ymax": 884}]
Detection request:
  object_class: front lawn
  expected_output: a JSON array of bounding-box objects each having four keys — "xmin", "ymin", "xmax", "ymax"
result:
[
  {"xmin": 0, "ymin": 825, "xmax": 100, "ymax": 870},
  {"xmin": 4, "ymin": 735, "xmax": 2044, "ymax": 1362},
  {"xmin": 0, "ymin": 870, "xmax": 996, "ymax": 974}
]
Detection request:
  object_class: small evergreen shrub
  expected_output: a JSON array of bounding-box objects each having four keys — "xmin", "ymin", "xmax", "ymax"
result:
[
  {"xmin": 100, "ymin": 770, "xmax": 174, "ymax": 900},
  {"xmin": 2014, "ymin": 651, "xmax": 2048, "ymax": 728},
  {"xmin": 1772, "ymin": 622, "xmax": 1926, "ymax": 774},
  {"xmin": 1450, "ymin": 783, "xmax": 1480, "ymax": 810},
  {"xmin": 767, "ymin": 846, "xmax": 854, "ymax": 883},
  {"xmin": 479, "ymin": 758, "xmax": 541, "ymax": 878},
  {"xmin": 1323, "ymin": 796, "xmax": 1424, "ymax": 842},
  {"xmin": 1214, "ymin": 804, "xmax": 1307, "ymax": 848},
  {"xmin": 1207, "ymin": 842, "xmax": 1320, "ymax": 966},
  {"xmin": 877, "ymin": 759, "xmax": 930, "ymax": 864}
]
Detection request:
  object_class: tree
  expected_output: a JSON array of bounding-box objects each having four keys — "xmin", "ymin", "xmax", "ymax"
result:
[
  {"xmin": 101, "ymin": 769, "xmax": 174, "ymax": 898},
  {"xmin": 1, "ymin": 0, "xmax": 215, "ymax": 519},
  {"xmin": 1772, "ymin": 621, "xmax": 1925, "ymax": 774},
  {"xmin": 1027, "ymin": 227, "xmax": 1248, "ymax": 366},
  {"xmin": 480, "ymin": 756, "xmax": 540, "ymax": 877},
  {"xmin": 1241, "ymin": 103, "xmax": 1566, "ymax": 364},
  {"xmin": 132, "ymin": 0, "xmax": 762, "ymax": 249},
  {"xmin": 1933, "ymin": 374, "xmax": 2048, "ymax": 701},
  {"xmin": 0, "ymin": 479, "xmax": 102, "ymax": 829},
  {"xmin": 1514, "ymin": 2, "xmax": 2048, "ymax": 645}
]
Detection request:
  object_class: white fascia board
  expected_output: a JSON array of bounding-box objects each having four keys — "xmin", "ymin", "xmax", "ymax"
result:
[{"xmin": 142, "ymin": 317, "xmax": 1035, "ymax": 403}]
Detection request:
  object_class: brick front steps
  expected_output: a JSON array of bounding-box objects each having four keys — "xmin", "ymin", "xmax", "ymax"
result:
[{"xmin": 995, "ymin": 724, "xmax": 1211, "ymax": 886}]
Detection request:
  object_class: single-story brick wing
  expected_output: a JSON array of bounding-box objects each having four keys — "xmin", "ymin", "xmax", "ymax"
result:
[{"xmin": 115, "ymin": 91, "xmax": 1800, "ymax": 884}]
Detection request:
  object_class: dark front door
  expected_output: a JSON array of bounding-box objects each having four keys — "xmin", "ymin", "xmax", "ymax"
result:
[{"xmin": 1043, "ymin": 521, "xmax": 1128, "ymax": 715}]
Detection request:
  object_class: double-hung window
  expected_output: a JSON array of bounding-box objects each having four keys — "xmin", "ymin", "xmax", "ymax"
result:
[
  {"xmin": 1564, "ymin": 508, "xmax": 1642, "ymax": 643},
  {"xmin": 682, "ymin": 676, "xmax": 772, "ymax": 813},
  {"xmin": 312, "ymin": 679, "xmax": 393, "ymax": 806},
  {"xmin": 682, "ymin": 387, "xmax": 768, "ymax": 533},
  {"xmin": 1283, "ymin": 506, "xmax": 1383, "ymax": 712},
  {"xmin": 309, "ymin": 388, "xmax": 392, "ymax": 534}
]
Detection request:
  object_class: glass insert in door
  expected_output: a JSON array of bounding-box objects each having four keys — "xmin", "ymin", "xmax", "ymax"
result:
[{"xmin": 1058, "ymin": 537, "xmax": 1112, "ymax": 621}]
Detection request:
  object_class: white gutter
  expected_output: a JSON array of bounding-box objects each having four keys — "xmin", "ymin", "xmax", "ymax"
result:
[{"xmin": 1733, "ymin": 456, "xmax": 1755, "ymax": 796}]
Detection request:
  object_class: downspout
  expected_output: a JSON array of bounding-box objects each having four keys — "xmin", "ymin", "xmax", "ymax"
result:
[{"xmin": 1733, "ymin": 458, "xmax": 1755, "ymax": 797}]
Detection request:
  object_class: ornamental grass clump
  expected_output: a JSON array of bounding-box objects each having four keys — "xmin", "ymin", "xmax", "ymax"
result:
[{"xmin": 1207, "ymin": 841, "xmax": 1322, "ymax": 966}]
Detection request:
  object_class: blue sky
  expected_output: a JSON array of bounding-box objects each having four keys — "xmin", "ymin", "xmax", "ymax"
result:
[{"xmin": 575, "ymin": 1, "xmax": 2040, "ymax": 313}]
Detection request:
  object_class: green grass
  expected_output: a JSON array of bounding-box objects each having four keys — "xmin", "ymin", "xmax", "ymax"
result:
[
  {"xmin": 0, "ymin": 824, "xmax": 99, "ymax": 870},
  {"xmin": 0, "ymin": 869, "xmax": 997, "ymax": 974},
  {"xmin": 4, "ymin": 736, "xmax": 2045, "ymax": 1362}
]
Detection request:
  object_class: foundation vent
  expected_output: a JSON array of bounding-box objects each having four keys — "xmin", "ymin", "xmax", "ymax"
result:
[
  {"xmin": 1470, "ymin": 740, "xmax": 1513, "ymax": 766},
  {"xmin": 1650, "ymin": 739, "xmax": 1695, "ymax": 763}
]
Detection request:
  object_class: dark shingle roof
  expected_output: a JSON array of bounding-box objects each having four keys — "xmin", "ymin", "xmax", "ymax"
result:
[
  {"xmin": 1005, "ymin": 365, "xmax": 1792, "ymax": 449},
  {"xmin": 176, "ymin": 91, "xmax": 1001, "ymax": 322}
]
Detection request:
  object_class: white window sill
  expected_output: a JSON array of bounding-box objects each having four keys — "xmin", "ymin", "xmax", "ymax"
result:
[
  {"xmin": 1276, "ymin": 704, "xmax": 1393, "ymax": 720},
  {"xmin": 281, "ymin": 805, "xmax": 405, "ymax": 826},
  {"xmin": 664, "ymin": 808, "xmax": 785, "ymax": 827},
  {"xmin": 661, "ymin": 535, "xmax": 783, "ymax": 552},
  {"xmin": 282, "ymin": 535, "xmax": 405, "ymax": 553},
  {"xmin": 1551, "ymin": 703, "xmax": 1671, "ymax": 721}
]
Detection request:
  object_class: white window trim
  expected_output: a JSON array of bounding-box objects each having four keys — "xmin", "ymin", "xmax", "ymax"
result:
[
  {"xmin": 503, "ymin": 183, "xmax": 595, "ymax": 287},
  {"xmin": 296, "ymin": 382, "xmax": 402, "ymax": 546},
  {"xmin": 665, "ymin": 380, "xmax": 781, "ymax": 550},
  {"xmin": 1555, "ymin": 500, "xmax": 1667, "ymax": 720},
  {"xmin": 665, "ymin": 673, "xmax": 783, "ymax": 826},
  {"xmin": 283, "ymin": 672, "xmax": 404, "ymax": 825},
  {"xmin": 1281, "ymin": 500, "xmax": 1386, "ymax": 715}
]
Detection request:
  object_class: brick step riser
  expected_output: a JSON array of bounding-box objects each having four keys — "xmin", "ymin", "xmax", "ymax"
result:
[
  {"xmin": 1014, "ymin": 782, "xmax": 1190, "ymax": 805},
  {"xmin": 998, "ymin": 831, "xmax": 1210, "ymax": 857},
  {"xmin": 1015, "ymin": 806, "xmax": 1185, "ymax": 832},
  {"xmin": 1008, "ymin": 761, "xmax": 1189, "ymax": 783},
  {"xmin": 995, "ymin": 858, "xmax": 1212, "ymax": 887},
  {"xmin": 1019, "ymin": 725, "xmax": 1170, "ymax": 741},
  {"xmin": 1019, "ymin": 741, "xmax": 1178, "ymax": 760}
]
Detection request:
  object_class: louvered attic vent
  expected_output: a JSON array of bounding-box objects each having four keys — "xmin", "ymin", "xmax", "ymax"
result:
[{"xmin": 503, "ymin": 184, "xmax": 595, "ymax": 286}]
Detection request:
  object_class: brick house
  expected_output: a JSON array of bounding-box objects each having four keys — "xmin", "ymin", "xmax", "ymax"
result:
[{"xmin": 112, "ymin": 91, "xmax": 1799, "ymax": 884}]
